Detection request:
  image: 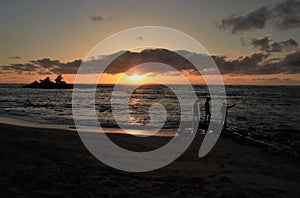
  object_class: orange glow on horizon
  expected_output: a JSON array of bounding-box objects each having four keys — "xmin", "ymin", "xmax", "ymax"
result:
[{"xmin": 0, "ymin": 72, "xmax": 299, "ymax": 85}]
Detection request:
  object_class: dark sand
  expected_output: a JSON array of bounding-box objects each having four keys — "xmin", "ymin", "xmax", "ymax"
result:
[{"xmin": 1, "ymin": 123, "xmax": 300, "ymax": 197}]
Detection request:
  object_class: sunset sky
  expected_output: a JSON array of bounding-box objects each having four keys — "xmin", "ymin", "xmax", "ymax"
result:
[{"xmin": 0, "ymin": 0, "xmax": 299, "ymax": 84}]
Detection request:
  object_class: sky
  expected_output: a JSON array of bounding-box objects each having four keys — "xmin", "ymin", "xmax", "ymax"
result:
[{"xmin": 0, "ymin": 0, "xmax": 299, "ymax": 84}]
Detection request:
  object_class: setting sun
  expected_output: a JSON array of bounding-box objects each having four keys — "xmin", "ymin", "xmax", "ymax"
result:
[{"xmin": 128, "ymin": 74, "xmax": 146, "ymax": 83}]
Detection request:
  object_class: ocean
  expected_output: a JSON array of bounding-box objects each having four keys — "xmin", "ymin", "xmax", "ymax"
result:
[{"xmin": 0, "ymin": 84, "xmax": 299, "ymax": 155}]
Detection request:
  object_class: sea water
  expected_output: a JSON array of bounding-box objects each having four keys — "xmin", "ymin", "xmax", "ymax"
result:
[{"xmin": 0, "ymin": 84, "xmax": 299, "ymax": 155}]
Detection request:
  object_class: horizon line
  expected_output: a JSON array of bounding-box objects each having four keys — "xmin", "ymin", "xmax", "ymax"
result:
[{"xmin": 1, "ymin": 83, "xmax": 300, "ymax": 86}]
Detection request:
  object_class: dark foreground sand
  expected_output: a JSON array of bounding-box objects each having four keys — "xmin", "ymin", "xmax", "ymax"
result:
[{"xmin": 1, "ymin": 123, "xmax": 300, "ymax": 198}]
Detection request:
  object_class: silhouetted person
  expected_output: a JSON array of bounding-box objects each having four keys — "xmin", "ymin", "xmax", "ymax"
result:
[
  {"xmin": 221, "ymin": 102, "xmax": 236, "ymax": 129},
  {"xmin": 193, "ymin": 100, "xmax": 199, "ymax": 121},
  {"xmin": 204, "ymin": 97, "xmax": 211, "ymax": 123}
]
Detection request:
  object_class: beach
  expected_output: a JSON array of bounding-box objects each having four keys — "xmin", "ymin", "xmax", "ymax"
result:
[
  {"xmin": 1, "ymin": 122, "xmax": 300, "ymax": 197},
  {"xmin": 1, "ymin": 0, "xmax": 300, "ymax": 197}
]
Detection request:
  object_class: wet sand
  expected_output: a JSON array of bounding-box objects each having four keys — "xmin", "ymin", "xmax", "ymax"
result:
[{"xmin": 1, "ymin": 122, "xmax": 300, "ymax": 197}]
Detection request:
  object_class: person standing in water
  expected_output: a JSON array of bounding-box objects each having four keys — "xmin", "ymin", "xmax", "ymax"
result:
[
  {"xmin": 221, "ymin": 102, "xmax": 236, "ymax": 129},
  {"xmin": 204, "ymin": 97, "xmax": 211, "ymax": 123},
  {"xmin": 193, "ymin": 100, "xmax": 200, "ymax": 121}
]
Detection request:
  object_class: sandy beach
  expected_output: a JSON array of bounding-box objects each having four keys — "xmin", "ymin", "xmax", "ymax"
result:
[{"xmin": 1, "ymin": 122, "xmax": 300, "ymax": 197}]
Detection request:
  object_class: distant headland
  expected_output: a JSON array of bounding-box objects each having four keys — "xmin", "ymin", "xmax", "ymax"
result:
[{"xmin": 23, "ymin": 75, "xmax": 73, "ymax": 89}]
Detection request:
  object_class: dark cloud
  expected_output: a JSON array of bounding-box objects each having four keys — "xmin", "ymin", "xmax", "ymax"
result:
[
  {"xmin": 48, "ymin": 59, "xmax": 82, "ymax": 74},
  {"xmin": 279, "ymin": 50, "xmax": 300, "ymax": 73},
  {"xmin": 91, "ymin": 15, "xmax": 113, "ymax": 22},
  {"xmin": 29, "ymin": 58, "xmax": 82, "ymax": 74},
  {"xmin": 219, "ymin": 7, "xmax": 271, "ymax": 34},
  {"xmin": 91, "ymin": 16, "xmax": 103, "ymax": 22},
  {"xmin": 219, "ymin": 0, "xmax": 300, "ymax": 34},
  {"xmin": 9, "ymin": 56, "xmax": 21, "ymax": 60},
  {"xmin": 136, "ymin": 36, "xmax": 144, "ymax": 41},
  {"xmin": 101, "ymin": 49, "xmax": 198, "ymax": 75},
  {"xmin": 274, "ymin": 0, "xmax": 300, "ymax": 29},
  {"xmin": 251, "ymin": 34, "xmax": 298, "ymax": 52},
  {"xmin": 0, "ymin": 63, "xmax": 39, "ymax": 74},
  {"xmin": 270, "ymin": 39, "xmax": 298, "ymax": 52},
  {"xmin": 215, "ymin": 50, "xmax": 300, "ymax": 75},
  {"xmin": 276, "ymin": 17, "xmax": 300, "ymax": 30},
  {"xmin": 251, "ymin": 34, "xmax": 272, "ymax": 51},
  {"xmin": 31, "ymin": 58, "xmax": 61, "ymax": 68},
  {"xmin": 0, "ymin": 59, "xmax": 81, "ymax": 75},
  {"xmin": 213, "ymin": 52, "xmax": 271, "ymax": 74}
]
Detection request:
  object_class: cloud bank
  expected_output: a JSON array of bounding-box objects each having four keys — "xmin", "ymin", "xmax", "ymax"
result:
[
  {"xmin": 213, "ymin": 50, "xmax": 300, "ymax": 74},
  {"xmin": 1, "ymin": 49, "xmax": 299, "ymax": 76}
]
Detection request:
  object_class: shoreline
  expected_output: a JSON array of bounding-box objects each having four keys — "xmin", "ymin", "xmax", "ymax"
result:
[
  {"xmin": 0, "ymin": 116, "xmax": 177, "ymax": 137},
  {"xmin": 1, "ymin": 120, "xmax": 300, "ymax": 197},
  {"xmin": 1, "ymin": 116, "xmax": 299, "ymax": 156},
  {"xmin": 0, "ymin": 116, "xmax": 75, "ymax": 131}
]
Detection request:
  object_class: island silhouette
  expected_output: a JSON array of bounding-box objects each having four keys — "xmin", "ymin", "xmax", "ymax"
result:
[{"xmin": 23, "ymin": 75, "xmax": 73, "ymax": 89}]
